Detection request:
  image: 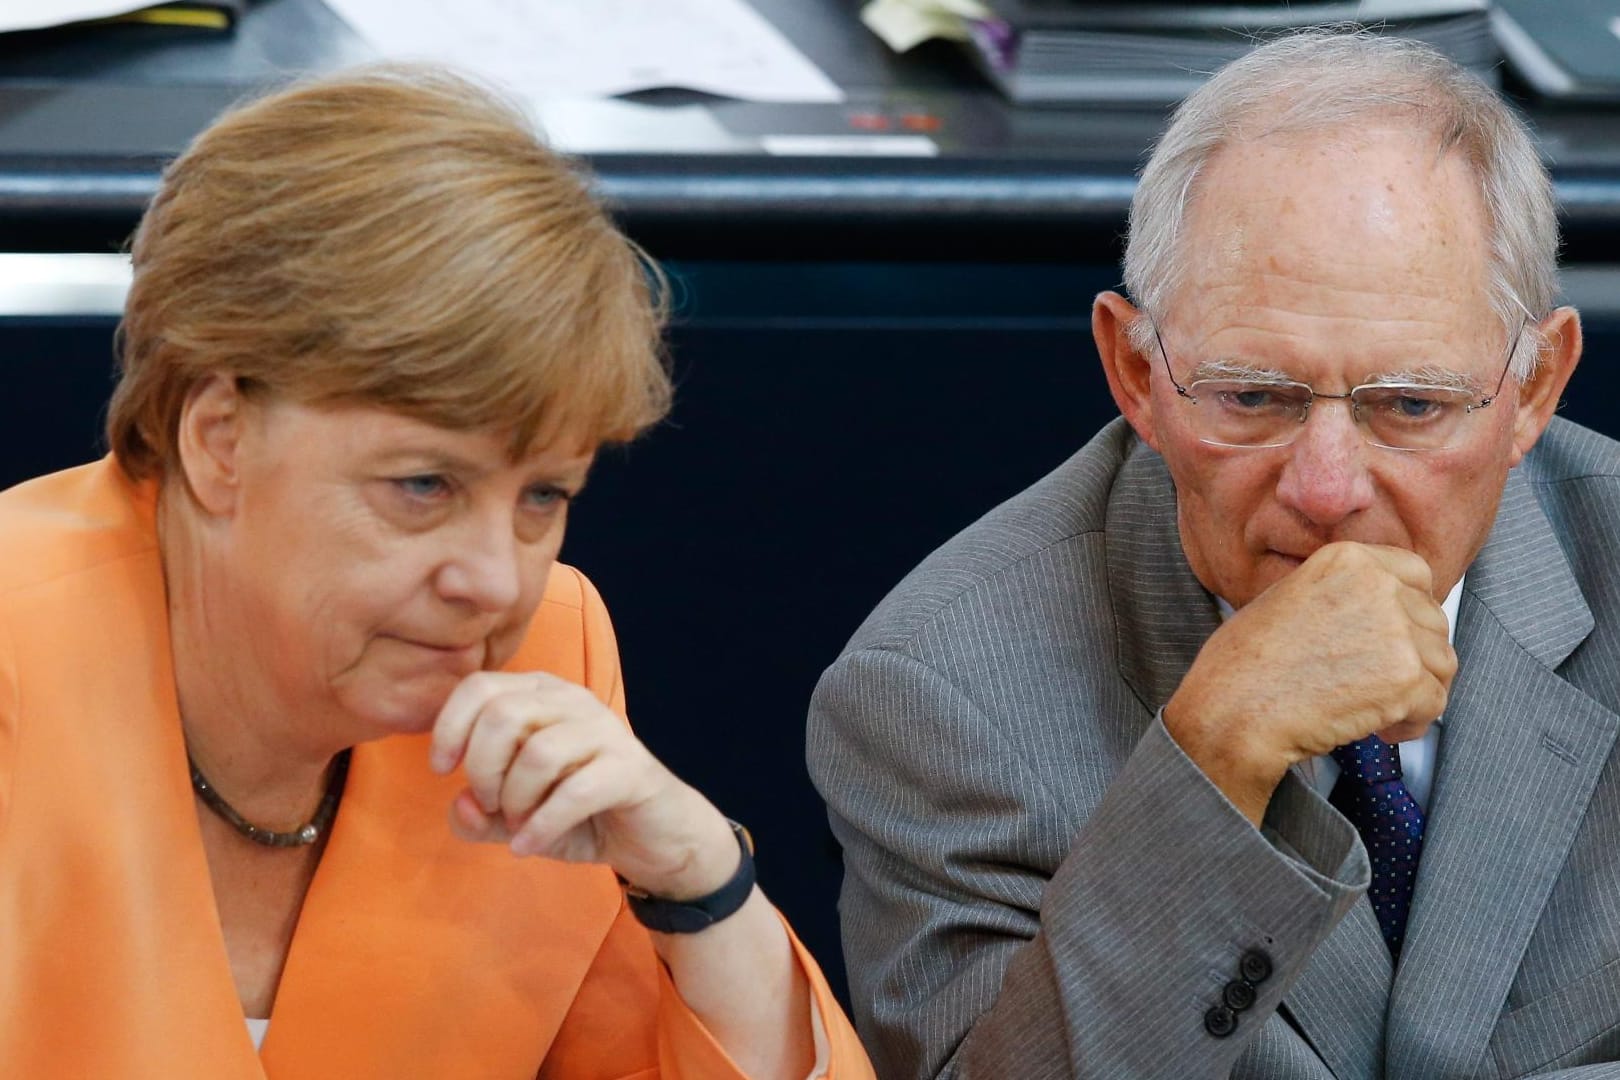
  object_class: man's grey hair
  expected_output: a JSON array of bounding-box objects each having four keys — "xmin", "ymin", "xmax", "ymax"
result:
[{"xmin": 1123, "ymin": 29, "xmax": 1557, "ymax": 377}]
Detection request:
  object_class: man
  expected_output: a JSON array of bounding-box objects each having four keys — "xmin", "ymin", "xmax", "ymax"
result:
[{"xmin": 808, "ymin": 30, "xmax": 1618, "ymax": 1079}]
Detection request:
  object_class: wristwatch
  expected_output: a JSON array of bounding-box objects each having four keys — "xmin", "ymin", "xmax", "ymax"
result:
[{"xmin": 623, "ymin": 819, "xmax": 757, "ymax": 934}]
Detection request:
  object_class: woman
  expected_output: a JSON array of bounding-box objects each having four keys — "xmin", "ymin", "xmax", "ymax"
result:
[{"xmin": 0, "ymin": 66, "xmax": 872, "ymax": 1079}]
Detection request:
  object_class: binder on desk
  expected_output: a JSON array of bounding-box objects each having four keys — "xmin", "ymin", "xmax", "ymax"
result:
[
  {"xmin": 1493, "ymin": 0, "xmax": 1620, "ymax": 104},
  {"xmin": 103, "ymin": 2, "xmax": 244, "ymax": 31},
  {"xmin": 0, "ymin": 2, "xmax": 243, "ymax": 36},
  {"xmin": 961, "ymin": 0, "xmax": 1497, "ymax": 106}
]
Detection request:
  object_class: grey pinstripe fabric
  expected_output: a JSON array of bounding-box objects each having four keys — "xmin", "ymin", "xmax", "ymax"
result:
[{"xmin": 808, "ymin": 416, "xmax": 1620, "ymax": 1079}]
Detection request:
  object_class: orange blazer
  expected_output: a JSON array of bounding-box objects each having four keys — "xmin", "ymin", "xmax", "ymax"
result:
[{"xmin": 0, "ymin": 458, "xmax": 871, "ymax": 1079}]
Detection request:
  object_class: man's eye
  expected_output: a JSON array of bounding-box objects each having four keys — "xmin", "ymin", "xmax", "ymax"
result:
[
  {"xmin": 1368, "ymin": 392, "xmax": 1453, "ymax": 422},
  {"xmin": 1210, "ymin": 385, "xmax": 1297, "ymax": 412},
  {"xmin": 394, "ymin": 474, "xmax": 449, "ymax": 499},
  {"xmin": 1393, "ymin": 395, "xmax": 1443, "ymax": 419}
]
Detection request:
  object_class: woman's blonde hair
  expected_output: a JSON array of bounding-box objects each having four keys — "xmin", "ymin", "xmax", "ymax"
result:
[{"xmin": 109, "ymin": 64, "xmax": 671, "ymax": 479}]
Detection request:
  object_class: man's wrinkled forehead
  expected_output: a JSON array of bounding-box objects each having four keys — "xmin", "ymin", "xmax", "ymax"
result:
[{"xmin": 1168, "ymin": 127, "xmax": 1494, "ymax": 336}]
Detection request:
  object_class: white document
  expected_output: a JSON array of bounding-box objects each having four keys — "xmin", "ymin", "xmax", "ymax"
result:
[
  {"xmin": 322, "ymin": 0, "xmax": 843, "ymax": 104},
  {"xmin": 762, "ymin": 134, "xmax": 937, "ymax": 157},
  {"xmin": 0, "ymin": 1, "xmax": 162, "ymax": 33}
]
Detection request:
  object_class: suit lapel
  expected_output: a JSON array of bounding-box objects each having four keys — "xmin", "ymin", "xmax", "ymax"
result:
[
  {"xmin": 262, "ymin": 734, "xmax": 624, "ymax": 1078},
  {"xmin": 1105, "ymin": 440, "xmax": 1221, "ymax": 713},
  {"xmin": 1384, "ymin": 470, "xmax": 1619, "ymax": 1079},
  {"xmin": 262, "ymin": 584, "xmax": 626, "ymax": 1076}
]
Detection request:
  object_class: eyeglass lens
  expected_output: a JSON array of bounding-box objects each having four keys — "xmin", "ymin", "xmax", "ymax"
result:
[{"xmin": 1185, "ymin": 380, "xmax": 1482, "ymax": 450}]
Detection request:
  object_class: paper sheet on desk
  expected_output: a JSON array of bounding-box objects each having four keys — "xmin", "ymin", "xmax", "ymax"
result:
[
  {"xmin": 0, "ymin": 1, "xmax": 173, "ymax": 32},
  {"xmin": 862, "ymin": 0, "xmax": 990, "ymax": 53},
  {"xmin": 322, "ymin": 0, "xmax": 843, "ymax": 104}
]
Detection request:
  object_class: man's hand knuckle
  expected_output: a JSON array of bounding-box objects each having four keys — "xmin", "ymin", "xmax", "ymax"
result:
[
  {"xmin": 1318, "ymin": 541, "xmax": 1353, "ymax": 569},
  {"xmin": 1388, "ymin": 645, "xmax": 1424, "ymax": 684}
]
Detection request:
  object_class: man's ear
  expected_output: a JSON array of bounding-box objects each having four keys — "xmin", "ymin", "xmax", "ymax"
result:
[
  {"xmin": 1094, "ymin": 290, "xmax": 1162, "ymax": 452},
  {"xmin": 175, "ymin": 373, "xmax": 247, "ymax": 517},
  {"xmin": 1509, "ymin": 306, "xmax": 1582, "ymax": 466}
]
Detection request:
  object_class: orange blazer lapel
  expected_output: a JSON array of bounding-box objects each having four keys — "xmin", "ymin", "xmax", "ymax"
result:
[{"xmin": 261, "ymin": 575, "xmax": 628, "ymax": 1079}]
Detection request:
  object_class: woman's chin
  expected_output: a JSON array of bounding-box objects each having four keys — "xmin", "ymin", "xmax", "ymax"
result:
[{"xmin": 341, "ymin": 676, "xmax": 460, "ymax": 739}]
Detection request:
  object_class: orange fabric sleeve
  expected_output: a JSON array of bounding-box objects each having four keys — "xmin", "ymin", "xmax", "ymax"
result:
[
  {"xmin": 546, "ymin": 568, "xmax": 875, "ymax": 1079},
  {"xmin": 0, "ymin": 603, "xmax": 16, "ymax": 835},
  {"xmin": 572, "ymin": 568, "xmax": 628, "ymax": 719}
]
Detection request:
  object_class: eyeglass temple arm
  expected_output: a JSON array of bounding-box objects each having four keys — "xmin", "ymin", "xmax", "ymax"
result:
[
  {"xmin": 1151, "ymin": 322, "xmax": 1197, "ymax": 400},
  {"xmin": 1472, "ymin": 316, "xmax": 1531, "ymax": 412}
]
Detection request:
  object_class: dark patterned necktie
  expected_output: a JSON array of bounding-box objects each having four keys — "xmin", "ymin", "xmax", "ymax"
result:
[{"xmin": 1329, "ymin": 735, "xmax": 1427, "ymax": 956}]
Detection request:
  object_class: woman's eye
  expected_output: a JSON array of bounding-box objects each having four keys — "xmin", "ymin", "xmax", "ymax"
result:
[
  {"xmin": 524, "ymin": 484, "xmax": 571, "ymax": 510},
  {"xmin": 394, "ymin": 474, "xmax": 449, "ymax": 500}
]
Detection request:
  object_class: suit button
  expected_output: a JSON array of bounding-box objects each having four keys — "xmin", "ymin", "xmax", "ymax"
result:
[
  {"xmin": 1223, "ymin": 979, "xmax": 1256, "ymax": 1011},
  {"xmin": 1204, "ymin": 1005, "xmax": 1238, "ymax": 1038},
  {"xmin": 1240, "ymin": 949, "xmax": 1273, "ymax": 983}
]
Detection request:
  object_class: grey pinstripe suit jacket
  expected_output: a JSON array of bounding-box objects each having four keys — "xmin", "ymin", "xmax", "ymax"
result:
[{"xmin": 809, "ymin": 416, "xmax": 1620, "ymax": 1079}]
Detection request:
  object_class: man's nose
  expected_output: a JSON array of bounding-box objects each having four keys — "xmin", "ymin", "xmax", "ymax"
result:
[
  {"xmin": 436, "ymin": 517, "xmax": 525, "ymax": 613},
  {"xmin": 1274, "ymin": 400, "xmax": 1377, "ymax": 527}
]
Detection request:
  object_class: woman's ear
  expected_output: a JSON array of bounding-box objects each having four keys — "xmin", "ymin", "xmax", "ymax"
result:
[
  {"xmin": 174, "ymin": 374, "xmax": 247, "ymax": 517},
  {"xmin": 1509, "ymin": 306, "xmax": 1582, "ymax": 466},
  {"xmin": 1094, "ymin": 291, "xmax": 1162, "ymax": 452}
]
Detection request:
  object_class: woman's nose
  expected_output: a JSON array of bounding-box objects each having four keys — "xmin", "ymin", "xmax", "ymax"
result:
[{"xmin": 435, "ymin": 519, "xmax": 525, "ymax": 612}]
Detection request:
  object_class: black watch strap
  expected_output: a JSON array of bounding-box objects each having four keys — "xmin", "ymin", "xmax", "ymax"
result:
[{"xmin": 624, "ymin": 819, "xmax": 756, "ymax": 934}]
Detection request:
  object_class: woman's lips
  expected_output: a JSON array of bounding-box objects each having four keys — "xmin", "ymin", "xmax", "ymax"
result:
[
  {"xmin": 392, "ymin": 635, "xmax": 486, "ymax": 671},
  {"xmin": 415, "ymin": 639, "xmax": 481, "ymax": 652}
]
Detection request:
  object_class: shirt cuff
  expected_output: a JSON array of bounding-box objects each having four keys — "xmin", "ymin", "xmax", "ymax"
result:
[{"xmin": 803, "ymin": 989, "xmax": 831, "ymax": 1080}]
